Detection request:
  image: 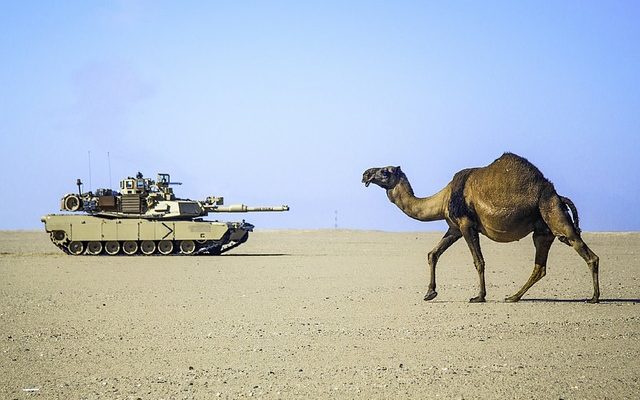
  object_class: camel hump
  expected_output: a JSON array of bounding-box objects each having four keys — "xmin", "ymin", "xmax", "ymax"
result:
[
  {"xmin": 485, "ymin": 152, "xmax": 552, "ymax": 195},
  {"xmin": 448, "ymin": 153, "xmax": 544, "ymax": 221},
  {"xmin": 448, "ymin": 153, "xmax": 555, "ymax": 223},
  {"xmin": 495, "ymin": 152, "xmax": 546, "ymax": 178}
]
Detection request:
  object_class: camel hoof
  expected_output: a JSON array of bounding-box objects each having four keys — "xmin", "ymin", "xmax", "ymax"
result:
[
  {"xmin": 469, "ymin": 296, "xmax": 486, "ymax": 303},
  {"xmin": 423, "ymin": 290, "xmax": 438, "ymax": 301},
  {"xmin": 587, "ymin": 297, "xmax": 599, "ymax": 304},
  {"xmin": 505, "ymin": 296, "xmax": 520, "ymax": 303}
]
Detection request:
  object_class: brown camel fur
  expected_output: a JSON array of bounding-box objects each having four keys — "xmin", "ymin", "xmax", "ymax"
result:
[{"xmin": 362, "ymin": 152, "xmax": 600, "ymax": 303}]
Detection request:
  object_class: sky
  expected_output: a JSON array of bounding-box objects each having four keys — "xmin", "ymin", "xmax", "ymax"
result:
[{"xmin": 1, "ymin": 1, "xmax": 639, "ymax": 232}]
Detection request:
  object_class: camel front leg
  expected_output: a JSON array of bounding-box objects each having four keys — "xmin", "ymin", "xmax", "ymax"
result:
[
  {"xmin": 460, "ymin": 224, "xmax": 486, "ymax": 303},
  {"xmin": 424, "ymin": 228, "xmax": 462, "ymax": 301}
]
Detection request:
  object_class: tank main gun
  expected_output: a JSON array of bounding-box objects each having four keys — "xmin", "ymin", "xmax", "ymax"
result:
[
  {"xmin": 202, "ymin": 196, "xmax": 289, "ymax": 213},
  {"xmin": 211, "ymin": 205, "xmax": 291, "ymax": 212}
]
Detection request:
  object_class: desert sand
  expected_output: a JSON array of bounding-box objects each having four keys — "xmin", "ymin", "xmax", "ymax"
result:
[{"xmin": 1, "ymin": 230, "xmax": 639, "ymax": 399}]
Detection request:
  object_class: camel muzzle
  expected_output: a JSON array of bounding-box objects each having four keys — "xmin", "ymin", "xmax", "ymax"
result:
[{"xmin": 362, "ymin": 168, "xmax": 378, "ymax": 187}]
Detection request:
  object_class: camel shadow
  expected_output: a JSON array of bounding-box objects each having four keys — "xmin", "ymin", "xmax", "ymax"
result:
[{"xmin": 520, "ymin": 298, "xmax": 640, "ymax": 304}]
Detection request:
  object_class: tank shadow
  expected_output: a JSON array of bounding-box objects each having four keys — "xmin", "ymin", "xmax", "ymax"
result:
[{"xmin": 222, "ymin": 253, "xmax": 291, "ymax": 257}]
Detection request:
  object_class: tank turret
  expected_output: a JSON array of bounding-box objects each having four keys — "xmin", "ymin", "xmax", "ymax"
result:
[
  {"xmin": 60, "ymin": 173, "xmax": 289, "ymax": 219},
  {"xmin": 42, "ymin": 173, "xmax": 289, "ymax": 256}
]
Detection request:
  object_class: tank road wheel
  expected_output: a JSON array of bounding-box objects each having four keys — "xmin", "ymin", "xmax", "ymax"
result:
[
  {"xmin": 179, "ymin": 240, "xmax": 196, "ymax": 255},
  {"xmin": 140, "ymin": 240, "xmax": 156, "ymax": 255},
  {"xmin": 122, "ymin": 241, "xmax": 139, "ymax": 255},
  {"xmin": 51, "ymin": 230, "xmax": 67, "ymax": 244},
  {"xmin": 104, "ymin": 241, "xmax": 120, "ymax": 255},
  {"xmin": 68, "ymin": 241, "xmax": 84, "ymax": 255},
  {"xmin": 86, "ymin": 241, "xmax": 103, "ymax": 255},
  {"xmin": 157, "ymin": 240, "xmax": 174, "ymax": 255}
]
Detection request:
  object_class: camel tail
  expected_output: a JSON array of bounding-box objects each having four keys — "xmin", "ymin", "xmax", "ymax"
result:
[{"xmin": 560, "ymin": 196, "xmax": 581, "ymax": 235}]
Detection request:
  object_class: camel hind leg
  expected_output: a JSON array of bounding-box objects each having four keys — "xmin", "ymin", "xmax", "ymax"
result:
[
  {"xmin": 540, "ymin": 194, "xmax": 600, "ymax": 303},
  {"xmin": 505, "ymin": 230, "xmax": 554, "ymax": 302},
  {"xmin": 459, "ymin": 220, "xmax": 487, "ymax": 303}
]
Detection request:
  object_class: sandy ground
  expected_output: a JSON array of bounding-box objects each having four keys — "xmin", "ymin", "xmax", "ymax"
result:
[{"xmin": 1, "ymin": 230, "xmax": 639, "ymax": 399}]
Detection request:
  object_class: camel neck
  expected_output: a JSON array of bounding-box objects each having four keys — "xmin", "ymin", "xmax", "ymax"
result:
[{"xmin": 386, "ymin": 176, "xmax": 447, "ymax": 222}]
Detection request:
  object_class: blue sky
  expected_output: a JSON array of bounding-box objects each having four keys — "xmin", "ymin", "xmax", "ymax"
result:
[{"xmin": 1, "ymin": 1, "xmax": 639, "ymax": 231}]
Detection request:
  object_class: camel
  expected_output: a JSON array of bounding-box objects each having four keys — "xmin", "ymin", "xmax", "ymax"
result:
[{"xmin": 362, "ymin": 152, "xmax": 599, "ymax": 303}]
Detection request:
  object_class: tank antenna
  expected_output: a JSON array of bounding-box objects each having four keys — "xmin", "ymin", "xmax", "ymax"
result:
[
  {"xmin": 88, "ymin": 150, "xmax": 92, "ymax": 192},
  {"xmin": 107, "ymin": 151, "xmax": 112, "ymax": 189}
]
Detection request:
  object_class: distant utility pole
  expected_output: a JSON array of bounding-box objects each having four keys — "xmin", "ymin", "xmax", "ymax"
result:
[
  {"xmin": 88, "ymin": 150, "xmax": 92, "ymax": 192},
  {"xmin": 108, "ymin": 151, "xmax": 112, "ymax": 189},
  {"xmin": 334, "ymin": 210, "xmax": 338, "ymax": 229}
]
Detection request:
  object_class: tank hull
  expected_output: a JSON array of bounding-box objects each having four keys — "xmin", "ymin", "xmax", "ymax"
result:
[{"xmin": 41, "ymin": 214, "xmax": 253, "ymax": 256}]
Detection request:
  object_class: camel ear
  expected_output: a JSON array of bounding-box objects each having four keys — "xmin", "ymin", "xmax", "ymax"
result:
[{"xmin": 395, "ymin": 166, "xmax": 402, "ymax": 175}]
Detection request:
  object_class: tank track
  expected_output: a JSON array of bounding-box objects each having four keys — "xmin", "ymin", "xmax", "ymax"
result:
[{"xmin": 49, "ymin": 235, "xmax": 248, "ymax": 256}]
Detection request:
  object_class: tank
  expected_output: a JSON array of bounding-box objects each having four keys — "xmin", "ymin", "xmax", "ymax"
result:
[{"xmin": 41, "ymin": 172, "xmax": 289, "ymax": 255}]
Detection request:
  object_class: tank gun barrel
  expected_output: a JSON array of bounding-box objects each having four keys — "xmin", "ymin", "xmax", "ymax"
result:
[{"xmin": 206, "ymin": 204, "xmax": 290, "ymax": 213}]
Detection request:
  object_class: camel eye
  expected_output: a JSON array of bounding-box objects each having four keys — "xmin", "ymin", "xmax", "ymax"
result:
[{"xmin": 380, "ymin": 170, "xmax": 389, "ymax": 177}]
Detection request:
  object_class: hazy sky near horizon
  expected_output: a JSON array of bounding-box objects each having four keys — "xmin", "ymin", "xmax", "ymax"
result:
[{"xmin": 1, "ymin": 1, "xmax": 639, "ymax": 231}]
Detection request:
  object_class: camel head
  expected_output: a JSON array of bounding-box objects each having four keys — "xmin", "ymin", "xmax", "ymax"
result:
[{"xmin": 362, "ymin": 166, "xmax": 403, "ymax": 190}]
